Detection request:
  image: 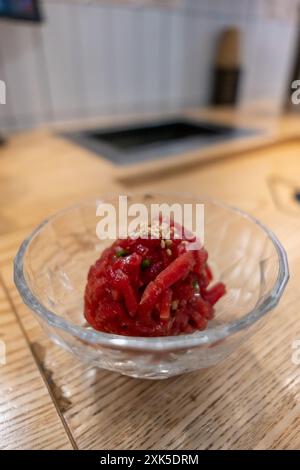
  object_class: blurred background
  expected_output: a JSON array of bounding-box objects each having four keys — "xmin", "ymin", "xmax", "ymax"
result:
[{"xmin": 0, "ymin": 0, "xmax": 300, "ymax": 133}]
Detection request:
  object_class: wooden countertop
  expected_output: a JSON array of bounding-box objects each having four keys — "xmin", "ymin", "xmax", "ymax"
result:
[{"xmin": 1, "ymin": 109, "xmax": 300, "ymax": 450}]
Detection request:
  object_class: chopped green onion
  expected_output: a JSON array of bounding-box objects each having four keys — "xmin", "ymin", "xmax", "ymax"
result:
[
  {"xmin": 192, "ymin": 279, "xmax": 199, "ymax": 290},
  {"xmin": 141, "ymin": 259, "xmax": 151, "ymax": 270},
  {"xmin": 116, "ymin": 248, "xmax": 128, "ymax": 258}
]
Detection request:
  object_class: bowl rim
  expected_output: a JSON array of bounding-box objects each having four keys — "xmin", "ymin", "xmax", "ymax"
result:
[{"xmin": 14, "ymin": 194, "xmax": 289, "ymax": 352}]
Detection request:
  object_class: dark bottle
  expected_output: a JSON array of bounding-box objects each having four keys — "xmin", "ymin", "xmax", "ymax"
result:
[{"xmin": 211, "ymin": 27, "xmax": 242, "ymax": 106}]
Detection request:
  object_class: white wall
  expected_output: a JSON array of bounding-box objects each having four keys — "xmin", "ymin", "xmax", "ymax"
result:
[{"xmin": 0, "ymin": 0, "xmax": 298, "ymax": 131}]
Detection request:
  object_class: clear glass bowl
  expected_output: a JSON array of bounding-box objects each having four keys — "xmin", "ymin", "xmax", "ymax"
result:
[{"xmin": 14, "ymin": 194, "xmax": 289, "ymax": 379}]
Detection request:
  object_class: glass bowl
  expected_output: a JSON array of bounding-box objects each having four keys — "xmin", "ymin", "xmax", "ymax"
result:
[{"xmin": 14, "ymin": 194, "xmax": 289, "ymax": 379}]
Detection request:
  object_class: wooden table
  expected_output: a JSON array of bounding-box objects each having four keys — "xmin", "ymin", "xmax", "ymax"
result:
[{"xmin": 1, "ymin": 111, "xmax": 300, "ymax": 450}]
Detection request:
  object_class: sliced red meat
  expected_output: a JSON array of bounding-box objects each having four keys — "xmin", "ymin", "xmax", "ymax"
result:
[
  {"xmin": 84, "ymin": 222, "xmax": 226, "ymax": 337},
  {"xmin": 160, "ymin": 288, "xmax": 172, "ymax": 321},
  {"xmin": 139, "ymin": 252, "xmax": 195, "ymax": 317},
  {"xmin": 202, "ymin": 282, "xmax": 226, "ymax": 306}
]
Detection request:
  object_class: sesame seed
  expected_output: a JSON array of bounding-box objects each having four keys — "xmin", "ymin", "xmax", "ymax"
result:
[
  {"xmin": 161, "ymin": 240, "xmax": 166, "ymax": 249},
  {"xmin": 166, "ymin": 248, "xmax": 172, "ymax": 256},
  {"xmin": 171, "ymin": 300, "xmax": 179, "ymax": 310}
]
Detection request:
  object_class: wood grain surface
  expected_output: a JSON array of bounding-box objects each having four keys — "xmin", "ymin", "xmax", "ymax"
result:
[
  {"xmin": 0, "ymin": 281, "xmax": 73, "ymax": 449},
  {"xmin": 1, "ymin": 112, "xmax": 300, "ymax": 449}
]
